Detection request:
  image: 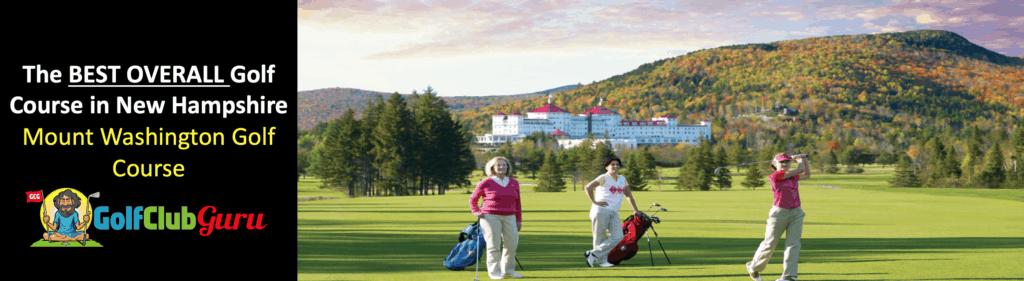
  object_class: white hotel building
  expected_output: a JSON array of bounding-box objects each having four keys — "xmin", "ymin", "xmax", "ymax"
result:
[{"xmin": 476, "ymin": 97, "xmax": 711, "ymax": 149}]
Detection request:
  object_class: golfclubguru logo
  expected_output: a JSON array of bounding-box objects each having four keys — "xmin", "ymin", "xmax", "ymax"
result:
[
  {"xmin": 33, "ymin": 188, "xmax": 100, "ymax": 247},
  {"xmin": 31, "ymin": 188, "xmax": 267, "ymax": 248},
  {"xmin": 93, "ymin": 205, "xmax": 268, "ymax": 236}
]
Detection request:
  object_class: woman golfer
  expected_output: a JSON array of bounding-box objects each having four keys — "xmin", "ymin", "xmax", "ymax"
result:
[
  {"xmin": 746, "ymin": 153, "xmax": 810, "ymax": 281},
  {"xmin": 470, "ymin": 157, "xmax": 524, "ymax": 279},
  {"xmin": 584, "ymin": 158, "xmax": 642, "ymax": 268}
]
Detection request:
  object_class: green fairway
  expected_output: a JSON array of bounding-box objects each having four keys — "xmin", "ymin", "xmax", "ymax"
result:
[{"xmin": 297, "ymin": 169, "xmax": 1024, "ymax": 280}]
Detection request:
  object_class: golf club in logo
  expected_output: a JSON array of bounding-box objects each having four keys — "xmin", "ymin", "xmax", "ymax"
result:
[{"xmin": 33, "ymin": 188, "xmax": 102, "ymax": 247}]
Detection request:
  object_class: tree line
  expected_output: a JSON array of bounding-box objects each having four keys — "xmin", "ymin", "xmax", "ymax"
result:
[{"xmin": 300, "ymin": 87, "xmax": 476, "ymax": 197}]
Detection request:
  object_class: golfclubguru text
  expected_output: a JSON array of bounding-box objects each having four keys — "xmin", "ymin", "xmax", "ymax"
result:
[{"xmin": 93, "ymin": 205, "xmax": 266, "ymax": 236}]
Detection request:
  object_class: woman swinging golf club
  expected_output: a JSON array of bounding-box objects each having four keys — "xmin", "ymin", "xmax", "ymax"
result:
[
  {"xmin": 469, "ymin": 157, "xmax": 524, "ymax": 279},
  {"xmin": 584, "ymin": 158, "xmax": 642, "ymax": 268},
  {"xmin": 746, "ymin": 153, "xmax": 810, "ymax": 281}
]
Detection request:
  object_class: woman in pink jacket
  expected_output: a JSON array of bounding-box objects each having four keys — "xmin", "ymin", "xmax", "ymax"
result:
[{"xmin": 470, "ymin": 156, "xmax": 523, "ymax": 279}]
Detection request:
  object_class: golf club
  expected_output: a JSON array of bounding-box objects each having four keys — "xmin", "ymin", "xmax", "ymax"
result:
[
  {"xmin": 644, "ymin": 203, "xmax": 661, "ymax": 214},
  {"xmin": 649, "ymin": 226, "xmax": 671, "ymax": 264},
  {"xmin": 43, "ymin": 202, "xmax": 52, "ymax": 243},
  {"xmin": 714, "ymin": 154, "xmax": 807, "ymax": 175},
  {"xmin": 651, "ymin": 208, "xmax": 667, "ymax": 216},
  {"xmin": 82, "ymin": 192, "xmax": 99, "ymax": 246},
  {"xmin": 645, "ymin": 228, "xmax": 654, "ymax": 266},
  {"xmin": 474, "ymin": 237, "xmax": 479, "ymax": 281}
]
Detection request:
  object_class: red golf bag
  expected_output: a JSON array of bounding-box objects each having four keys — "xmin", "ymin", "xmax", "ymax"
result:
[{"xmin": 606, "ymin": 213, "xmax": 670, "ymax": 265}]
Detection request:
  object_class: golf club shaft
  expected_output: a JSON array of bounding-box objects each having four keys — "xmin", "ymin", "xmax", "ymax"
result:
[
  {"xmin": 646, "ymin": 230, "xmax": 654, "ymax": 266},
  {"xmin": 713, "ymin": 154, "xmax": 808, "ymax": 175},
  {"xmin": 650, "ymin": 226, "xmax": 671, "ymax": 264},
  {"xmin": 516, "ymin": 256, "xmax": 523, "ymax": 270}
]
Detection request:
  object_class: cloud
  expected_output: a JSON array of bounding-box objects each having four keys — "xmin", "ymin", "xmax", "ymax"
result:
[
  {"xmin": 299, "ymin": 0, "xmax": 1024, "ymax": 59},
  {"xmin": 916, "ymin": 14, "xmax": 941, "ymax": 24}
]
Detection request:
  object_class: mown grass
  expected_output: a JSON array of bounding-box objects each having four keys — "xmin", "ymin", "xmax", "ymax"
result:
[{"xmin": 298, "ymin": 165, "xmax": 1024, "ymax": 280}]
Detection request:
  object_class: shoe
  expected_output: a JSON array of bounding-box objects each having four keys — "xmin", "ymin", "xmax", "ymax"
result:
[
  {"xmin": 504, "ymin": 272, "xmax": 525, "ymax": 278},
  {"xmin": 584, "ymin": 250, "xmax": 591, "ymax": 258},
  {"xmin": 586, "ymin": 254, "xmax": 596, "ymax": 267},
  {"xmin": 774, "ymin": 277, "xmax": 796, "ymax": 281},
  {"xmin": 598, "ymin": 262, "xmax": 615, "ymax": 267},
  {"xmin": 746, "ymin": 263, "xmax": 761, "ymax": 281},
  {"xmin": 489, "ymin": 275, "xmax": 504, "ymax": 280}
]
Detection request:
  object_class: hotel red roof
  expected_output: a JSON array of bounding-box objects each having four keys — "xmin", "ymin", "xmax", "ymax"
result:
[
  {"xmin": 510, "ymin": 110, "xmax": 522, "ymax": 115},
  {"xmin": 530, "ymin": 104, "xmax": 569, "ymax": 113},
  {"xmin": 494, "ymin": 112, "xmax": 506, "ymax": 116},
  {"xmin": 659, "ymin": 114, "xmax": 676, "ymax": 118},
  {"xmin": 586, "ymin": 106, "xmax": 617, "ymax": 115},
  {"xmin": 550, "ymin": 128, "xmax": 569, "ymax": 136}
]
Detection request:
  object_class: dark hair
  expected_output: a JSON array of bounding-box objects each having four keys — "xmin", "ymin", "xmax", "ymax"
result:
[{"xmin": 603, "ymin": 158, "xmax": 621, "ymax": 167}]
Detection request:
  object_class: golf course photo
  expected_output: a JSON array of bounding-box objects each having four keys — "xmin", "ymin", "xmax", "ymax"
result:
[{"xmin": 297, "ymin": 166, "xmax": 1024, "ymax": 280}]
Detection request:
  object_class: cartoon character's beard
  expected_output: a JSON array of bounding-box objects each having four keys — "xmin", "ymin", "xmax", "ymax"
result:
[{"xmin": 58, "ymin": 205, "xmax": 76, "ymax": 218}]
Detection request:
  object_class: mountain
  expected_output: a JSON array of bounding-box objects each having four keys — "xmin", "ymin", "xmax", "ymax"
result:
[
  {"xmin": 296, "ymin": 85, "xmax": 581, "ymax": 129},
  {"xmin": 456, "ymin": 30, "xmax": 1023, "ymax": 146}
]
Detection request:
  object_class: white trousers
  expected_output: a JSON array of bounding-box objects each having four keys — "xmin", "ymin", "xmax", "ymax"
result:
[
  {"xmin": 589, "ymin": 207, "xmax": 623, "ymax": 263},
  {"xmin": 480, "ymin": 213, "xmax": 518, "ymax": 277}
]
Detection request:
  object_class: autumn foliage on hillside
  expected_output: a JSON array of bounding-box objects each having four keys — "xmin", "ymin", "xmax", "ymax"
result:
[{"xmin": 456, "ymin": 30, "xmax": 1022, "ymax": 146}]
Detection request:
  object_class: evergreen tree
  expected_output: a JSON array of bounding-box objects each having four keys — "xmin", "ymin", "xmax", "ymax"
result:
[
  {"xmin": 371, "ymin": 93, "xmax": 415, "ymax": 196},
  {"xmin": 890, "ymin": 152, "xmax": 921, "ymax": 187},
  {"xmin": 741, "ymin": 162, "xmax": 765, "ymax": 190},
  {"xmin": 319, "ymin": 111, "xmax": 364, "ymax": 197},
  {"xmin": 641, "ymin": 146, "xmax": 658, "ymax": 182},
  {"xmin": 524, "ymin": 149, "xmax": 545, "ymax": 179},
  {"xmin": 561, "ymin": 150, "xmax": 581, "ymax": 191},
  {"xmin": 536, "ymin": 152, "xmax": 567, "ymax": 192},
  {"xmin": 925, "ymin": 139, "xmax": 948, "ymax": 186},
  {"xmin": 1007, "ymin": 128, "xmax": 1024, "ymax": 189},
  {"xmin": 978, "ymin": 144, "xmax": 1006, "ymax": 188},
  {"xmin": 624, "ymin": 154, "xmax": 648, "ymax": 191},
  {"xmin": 714, "ymin": 146, "xmax": 732, "ymax": 190},
  {"xmin": 679, "ymin": 138, "xmax": 715, "ymax": 191},
  {"xmin": 729, "ymin": 144, "xmax": 749, "ymax": 172},
  {"xmin": 944, "ymin": 145, "xmax": 962, "ymax": 179},
  {"xmin": 962, "ymin": 141, "xmax": 982, "ymax": 183}
]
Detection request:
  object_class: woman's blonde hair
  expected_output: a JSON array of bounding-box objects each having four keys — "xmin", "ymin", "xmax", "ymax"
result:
[{"xmin": 485, "ymin": 157, "xmax": 512, "ymax": 177}]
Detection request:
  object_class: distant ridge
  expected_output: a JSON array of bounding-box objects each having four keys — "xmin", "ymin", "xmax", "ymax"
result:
[{"xmin": 296, "ymin": 84, "xmax": 581, "ymax": 129}]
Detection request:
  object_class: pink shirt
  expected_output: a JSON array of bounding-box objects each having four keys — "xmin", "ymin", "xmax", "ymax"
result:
[
  {"xmin": 470, "ymin": 177, "xmax": 522, "ymax": 222},
  {"xmin": 770, "ymin": 170, "xmax": 801, "ymax": 209}
]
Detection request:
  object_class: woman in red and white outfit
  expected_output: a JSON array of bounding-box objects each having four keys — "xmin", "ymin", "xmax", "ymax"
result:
[
  {"xmin": 470, "ymin": 157, "xmax": 523, "ymax": 279},
  {"xmin": 583, "ymin": 158, "xmax": 641, "ymax": 268}
]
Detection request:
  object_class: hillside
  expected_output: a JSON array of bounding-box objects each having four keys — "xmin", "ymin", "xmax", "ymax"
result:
[
  {"xmin": 296, "ymin": 85, "xmax": 580, "ymax": 129},
  {"xmin": 457, "ymin": 30, "xmax": 1022, "ymax": 147}
]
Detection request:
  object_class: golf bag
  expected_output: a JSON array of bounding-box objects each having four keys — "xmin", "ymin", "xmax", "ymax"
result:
[
  {"xmin": 606, "ymin": 214, "xmax": 660, "ymax": 265},
  {"xmin": 443, "ymin": 220, "xmax": 486, "ymax": 271}
]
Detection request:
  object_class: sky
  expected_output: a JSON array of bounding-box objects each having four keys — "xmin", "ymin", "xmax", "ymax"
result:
[{"xmin": 297, "ymin": 0, "xmax": 1023, "ymax": 96}]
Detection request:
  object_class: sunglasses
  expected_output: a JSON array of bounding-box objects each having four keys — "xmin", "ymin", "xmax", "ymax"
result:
[{"xmin": 779, "ymin": 160, "xmax": 791, "ymax": 163}]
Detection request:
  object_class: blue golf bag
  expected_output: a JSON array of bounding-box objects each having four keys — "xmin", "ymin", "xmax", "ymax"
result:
[{"xmin": 443, "ymin": 220, "xmax": 486, "ymax": 271}]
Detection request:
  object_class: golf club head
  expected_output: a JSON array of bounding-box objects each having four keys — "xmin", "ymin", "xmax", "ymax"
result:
[
  {"xmin": 645, "ymin": 203, "xmax": 661, "ymax": 213},
  {"xmin": 651, "ymin": 217, "xmax": 661, "ymax": 224},
  {"xmin": 652, "ymin": 208, "xmax": 667, "ymax": 216},
  {"xmin": 88, "ymin": 192, "xmax": 100, "ymax": 199}
]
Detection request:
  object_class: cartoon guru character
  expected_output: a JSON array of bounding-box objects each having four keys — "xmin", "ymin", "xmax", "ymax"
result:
[{"xmin": 42, "ymin": 189, "xmax": 90, "ymax": 242}]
